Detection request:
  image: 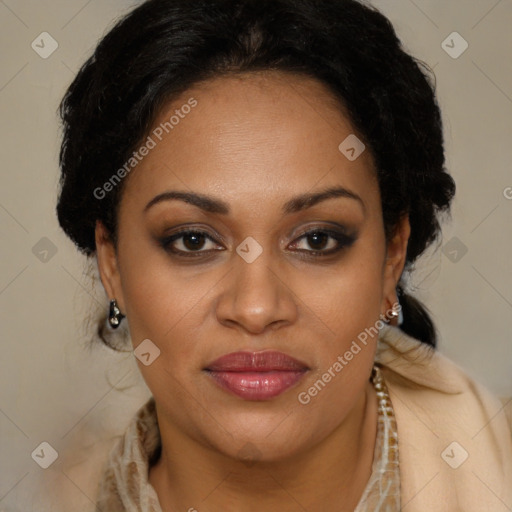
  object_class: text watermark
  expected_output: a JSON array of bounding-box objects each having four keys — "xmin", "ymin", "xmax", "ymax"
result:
[
  {"xmin": 297, "ymin": 303, "xmax": 401, "ymax": 405},
  {"xmin": 93, "ymin": 97, "xmax": 198, "ymax": 200}
]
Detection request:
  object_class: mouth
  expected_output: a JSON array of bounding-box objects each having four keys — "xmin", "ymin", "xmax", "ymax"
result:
[{"xmin": 203, "ymin": 350, "xmax": 309, "ymax": 401}]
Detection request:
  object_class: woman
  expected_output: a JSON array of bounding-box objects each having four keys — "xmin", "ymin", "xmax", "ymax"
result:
[{"xmin": 55, "ymin": 0, "xmax": 512, "ymax": 510}]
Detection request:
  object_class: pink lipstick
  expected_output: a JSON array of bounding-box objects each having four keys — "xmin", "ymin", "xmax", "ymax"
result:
[{"xmin": 204, "ymin": 351, "xmax": 309, "ymax": 400}]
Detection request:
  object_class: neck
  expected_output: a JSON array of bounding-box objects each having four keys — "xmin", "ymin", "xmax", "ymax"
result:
[{"xmin": 149, "ymin": 379, "xmax": 377, "ymax": 512}]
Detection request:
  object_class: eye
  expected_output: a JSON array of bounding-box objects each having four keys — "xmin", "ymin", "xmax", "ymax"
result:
[
  {"xmin": 160, "ymin": 229, "xmax": 224, "ymax": 257},
  {"xmin": 159, "ymin": 226, "xmax": 356, "ymax": 259},
  {"xmin": 289, "ymin": 228, "xmax": 356, "ymax": 257}
]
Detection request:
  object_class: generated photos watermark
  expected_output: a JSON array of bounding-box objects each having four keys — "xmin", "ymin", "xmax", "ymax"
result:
[
  {"xmin": 297, "ymin": 302, "xmax": 401, "ymax": 405},
  {"xmin": 93, "ymin": 97, "xmax": 198, "ymax": 200}
]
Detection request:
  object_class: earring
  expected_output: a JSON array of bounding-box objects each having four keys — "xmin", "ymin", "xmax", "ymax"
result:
[
  {"xmin": 108, "ymin": 299, "xmax": 125, "ymax": 329},
  {"xmin": 385, "ymin": 296, "xmax": 403, "ymax": 325},
  {"xmin": 388, "ymin": 299, "xmax": 404, "ymax": 326},
  {"xmin": 388, "ymin": 307, "xmax": 399, "ymax": 319}
]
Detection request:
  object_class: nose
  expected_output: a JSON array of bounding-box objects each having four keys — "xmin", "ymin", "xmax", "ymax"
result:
[{"xmin": 215, "ymin": 245, "xmax": 299, "ymax": 335}]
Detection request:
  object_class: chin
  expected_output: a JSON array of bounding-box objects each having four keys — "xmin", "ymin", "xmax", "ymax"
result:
[{"xmin": 202, "ymin": 413, "xmax": 318, "ymax": 465}]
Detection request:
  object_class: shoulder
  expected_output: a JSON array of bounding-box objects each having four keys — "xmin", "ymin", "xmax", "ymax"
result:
[{"xmin": 376, "ymin": 325, "xmax": 512, "ymax": 510}]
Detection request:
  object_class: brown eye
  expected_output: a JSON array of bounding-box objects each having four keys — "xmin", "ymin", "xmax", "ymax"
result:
[
  {"xmin": 160, "ymin": 230, "xmax": 223, "ymax": 257},
  {"xmin": 305, "ymin": 232, "xmax": 330, "ymax": 251},
  {"xmin": 290, "ymin": 229, "xmax": 356, "ymax": 257},
  {"xmin": 181, "ymin": 232, "xmax": 207, "ymax": 251}
]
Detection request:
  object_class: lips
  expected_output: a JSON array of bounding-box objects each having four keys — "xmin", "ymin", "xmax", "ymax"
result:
[{"xmin": 204, "ymin": 351, "xmax": 309, "ymax": 400}]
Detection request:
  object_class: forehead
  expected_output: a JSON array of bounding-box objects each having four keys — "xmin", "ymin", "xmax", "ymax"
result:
[{"xmin": 119, "ymin": 71, "xmax": 380, "ymax": 220}]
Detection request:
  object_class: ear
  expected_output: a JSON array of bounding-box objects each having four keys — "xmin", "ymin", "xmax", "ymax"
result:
[
  {"xmin": 381, "ymin": 214, "xmax": 410, "ymax": 318},
  {"xmin": 95, "ymin": 220, "xmax": 125, "ymax": 312}
]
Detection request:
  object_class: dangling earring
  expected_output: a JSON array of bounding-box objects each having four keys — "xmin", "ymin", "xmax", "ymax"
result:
[
  {"xmin": 108, "ymin": 299, "xmax": 125, "ymax": 329},
  {"xmin": 386, "ymin": 292, "xmax": 403, "ymax": 326},
  {"xmin": 388, "ymin": 305, "xmax": 399, "ymax": 320}
]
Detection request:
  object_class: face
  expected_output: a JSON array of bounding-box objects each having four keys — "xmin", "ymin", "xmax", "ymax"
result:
[{"xmin": 96, "ymin": 71, "xmax": 409, "ymax": 462}]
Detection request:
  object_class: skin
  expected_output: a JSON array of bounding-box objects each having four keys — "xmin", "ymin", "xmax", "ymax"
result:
[{"xmin": 95, "ymin": 70, "xmax": 410, "ymax": 512}]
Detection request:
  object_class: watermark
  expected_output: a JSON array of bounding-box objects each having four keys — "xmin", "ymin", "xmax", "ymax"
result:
[
  {"xmin": 31, "ymin": 441, "xmax": 59, "ymax": 469},
  {"xmin": 236, "ymin": 236, "xmax": 263, "ymax": 263},
  {"xmin": 441, "ymin": 441, "xmax": 469, "ymax": 469},
  {"xmin": 441, "ymin": 32, "xmax": 468, "ymax": 60},
  {"xmin": 297, "ymin": 303, "xmax": 401, "ymax": 405},
  {"xmin": 31, "ymin": 32, "xmax": 59, "ymax": 59},
  {"xmin": 442, "ymin": 236, "xmax": 468, "ymax": 264},
  {"xmin": 338, "ymin": 134, "xmax": 365, "ymax": 161},
  {"xmin": 93, "ymin": 97, "xmax": 198, "ymax": 200},
  {"xmin": 32, "ymin": 236, "xmax": 58, "ymax": 263},
  {"xmin": 134, "ymin": 338, "xmax": 161, "ymax": 366},
  {"xmin": 237, "ymin": 441, "xmax": 263, "ymax": 467}
]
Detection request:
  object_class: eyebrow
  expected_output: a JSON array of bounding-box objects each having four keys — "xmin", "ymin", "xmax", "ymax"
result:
[{"xmin": 143, "ymin": 185, "xmax": 365, "ymax": 215}]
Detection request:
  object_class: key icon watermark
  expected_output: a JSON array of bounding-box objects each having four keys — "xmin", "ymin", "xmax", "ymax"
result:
[
  {"xmin": 31, "ymin": 442, "xmax": 58, "ymax": 469},
  {"xmin": 236, "ymin": 237, "xmax": 263, "ymax": 264},
  {"xmin": 441, "ymin": 441, "xmax": 468, "ymax": 469},
  {"xmin": 442, "ymin": 32, "xmax": 468, "ymax": 59},
  {"xmin": 32, "ymin": 237, "xmax": 58, "ymax": 263},
  {"xmin": 339, "ymin": 134, "xmax": 366, "ymax": 161},
  {"xmin": 31, "ymin": 32, "xmax": 59, "ymax": 59},
  {"xmin": 442, "ymin": 236, "xmax": 468, "ymax": 264},
  {"xmin": 134, "ymin": 339, "xmax": 161, "ymax": 366}
]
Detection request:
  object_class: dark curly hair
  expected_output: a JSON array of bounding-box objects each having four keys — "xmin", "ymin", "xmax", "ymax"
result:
[{"xmin": 56, "ymin": 0, "xmax": 456, "ymax": 349}]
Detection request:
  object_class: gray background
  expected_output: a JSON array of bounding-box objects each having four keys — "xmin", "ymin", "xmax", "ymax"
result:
[{"xmin": 1, "ymin": 1, "xmax": 511, "ymax": 510}]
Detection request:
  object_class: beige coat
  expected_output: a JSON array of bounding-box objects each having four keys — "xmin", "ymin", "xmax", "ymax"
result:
[{"xmin": 375, "ymin": 324, "xmax": 512, "ymax": 510}]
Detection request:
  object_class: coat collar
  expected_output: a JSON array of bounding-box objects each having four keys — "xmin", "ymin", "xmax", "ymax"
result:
[{"xmin": 375, "ymin": 324, "xmax": 466, "ymax": 394}]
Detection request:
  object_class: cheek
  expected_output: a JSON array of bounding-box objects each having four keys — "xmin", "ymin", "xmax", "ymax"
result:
[
  {"xmin": 294, "ymin": 236, "xmax": 385, "ymax": 403},
  {"xmin": 117, "ymin": 239, "xmax": 210, "ymax": 360},
  {"xmin": 301, "ymin": 238, "xmax": 385, "ymax": 341},
  {"xmin": 120, "ymin": 257, "xmax": 210, "ymax": 413},
  {"xmin": 293, "ymin": 285, "xmax": 381, "ymax": 437}
]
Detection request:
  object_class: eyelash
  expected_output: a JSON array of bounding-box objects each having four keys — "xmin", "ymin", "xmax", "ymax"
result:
[{"xmin": 159, "ymin": 227, "xmax": 356, "ymax": 259}]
